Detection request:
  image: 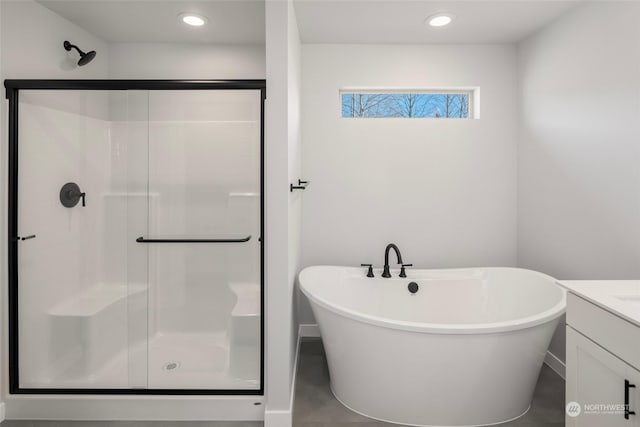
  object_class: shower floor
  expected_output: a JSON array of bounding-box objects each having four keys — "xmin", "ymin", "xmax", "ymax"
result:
[{"xmin": 46, "ymin": 331, "xmax": 259, "ymax": 390}]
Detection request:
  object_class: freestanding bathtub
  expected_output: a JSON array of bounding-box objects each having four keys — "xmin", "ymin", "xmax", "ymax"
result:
[{"xmin": 299, "ymin": 266, "xmax": 566, "ymax": 427}]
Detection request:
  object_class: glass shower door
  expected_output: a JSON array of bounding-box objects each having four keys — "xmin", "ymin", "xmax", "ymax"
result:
[
  {"xmin": 16, "ymin": 89, "xmax": 149, "ymax": 390},
  {"xmin": 12, "ymin": 83, "xmax": 262, "ymax": 393},
  {"xmin": 143, "ymin": 90, "xmax": 262, "ymax": 390}
]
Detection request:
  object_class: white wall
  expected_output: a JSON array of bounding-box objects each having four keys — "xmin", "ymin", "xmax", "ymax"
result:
[
  {"xmin": 264, "ymin": 0, "xmax": 302, "ymax": 425},
  {"xmin": 517, "ymin": 1, "xmax": 640, "ymax": 362},
  {"xmin": 518, "ymin": 1, "xmax": 640, "ymax": 280},
  {"xmin": 0, "ymin": 0, "xmax": 109, "ymax": 79},
  {"xmin": 300, "ymin": 44, "xmax": 518, "ymax": 323},
  {"xmin": 287, "ymin": 0, "xmax": 303, "ymax": 375},
  {"xmin": 108, "ymin": 43, "xmax": 265, "ymax": 79}
]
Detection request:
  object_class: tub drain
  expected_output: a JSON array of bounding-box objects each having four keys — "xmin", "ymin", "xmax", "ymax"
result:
[{"xmin": 163, "ymin": 361, "xmax": 180, "ymax": 371}]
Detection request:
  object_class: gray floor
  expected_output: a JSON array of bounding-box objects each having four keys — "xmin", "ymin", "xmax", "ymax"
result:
[
  {"xmin": 2, "ymin": 339, "xmax": 565, "ymax": 427},
  {"xmin": 293, "ymin": 339, "xmax": 566, "ymax": 427}
]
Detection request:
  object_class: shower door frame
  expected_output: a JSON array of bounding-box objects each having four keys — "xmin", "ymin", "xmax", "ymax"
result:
[{"xmin": 4, "ymin": 79, "xmax": 266, "ymax": 395}]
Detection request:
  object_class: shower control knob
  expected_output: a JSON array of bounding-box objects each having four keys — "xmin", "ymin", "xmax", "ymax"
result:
[
  {"xmin": 60, "ymin": 182, "xmax": 86, "ymax": 208},
  {"xmin": 408, "ymin": 282, "xmax": 419, "ymax": 294}
]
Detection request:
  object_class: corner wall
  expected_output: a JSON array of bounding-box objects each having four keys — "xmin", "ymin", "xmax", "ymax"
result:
[
  {"xmin": 517, "ymin": 1, "xmax": 640, "ymax": 362},
  {"xmin": 264, "ymin": 0, "xmax": 302, "ymax": 425}
]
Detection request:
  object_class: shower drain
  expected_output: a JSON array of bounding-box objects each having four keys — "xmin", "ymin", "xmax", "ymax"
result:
[{"xmin": 163, "ymin": 361, "xmax": 181, "ymax": 371}]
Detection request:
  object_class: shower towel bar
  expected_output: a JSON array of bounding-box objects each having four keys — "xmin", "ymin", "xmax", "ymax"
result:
[{"xmin": 136, "ymin": 236, "xmax": 251, "ymax": 243}]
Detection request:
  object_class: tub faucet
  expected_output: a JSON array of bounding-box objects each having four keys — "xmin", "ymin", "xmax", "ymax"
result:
[{"xmin": 382, "ymin": 243, "xmax": 403, "ymax": 278}]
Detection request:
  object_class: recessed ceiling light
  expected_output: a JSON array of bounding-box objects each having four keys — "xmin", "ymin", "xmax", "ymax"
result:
[
  {"xmin": 179, "ymin": 13, "xmax": 208, "ymax": 27},
  {"xmin": 426, "ymin": 13, "xmax": 454, "ymax": 28}
]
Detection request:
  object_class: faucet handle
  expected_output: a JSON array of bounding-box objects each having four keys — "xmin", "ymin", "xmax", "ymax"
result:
[
  {"xmin": 399, "ymin": 263, "xmax": 413, "ymax": 278},
  {"xmin": 360, "ymin": 264, "xmax": 375, "ymax": 278}
]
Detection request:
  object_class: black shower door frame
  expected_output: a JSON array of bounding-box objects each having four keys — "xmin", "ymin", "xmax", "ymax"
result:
[{"xmin": 3, "ymin": 79, "xmax": 266, "ymax": 395}]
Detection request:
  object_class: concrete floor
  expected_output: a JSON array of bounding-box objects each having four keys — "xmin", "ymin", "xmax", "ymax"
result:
[{"xmin": 2, "ymin": 339, "xmax": 566, "ymax": 427}]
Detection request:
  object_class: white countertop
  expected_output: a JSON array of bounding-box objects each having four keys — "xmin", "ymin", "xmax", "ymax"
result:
[{"xmin": 559, "ymin": 280, "xmax": 640, "ymax": 327}]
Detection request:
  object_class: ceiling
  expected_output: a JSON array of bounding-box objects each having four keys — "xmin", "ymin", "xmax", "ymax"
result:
[
  {"xmin": 35, "ymin": 0, "xmax": 580, "ymax": 45},
  {"xmin": 293, "ymin": 0, "xmax": 581, "ymax": 44},
  {"xmin": 36, "ymin": 0, "xmax": 265, "ymax": 44}
]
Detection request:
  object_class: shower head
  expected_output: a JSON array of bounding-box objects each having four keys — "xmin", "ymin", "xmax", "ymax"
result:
[
  {"xmin": 77, "ymin": 50, "xmax": 96, "ymax": 66},
  {"xmin": 63, "ymin": 40, "xmax": 96, "ymax": 66}
]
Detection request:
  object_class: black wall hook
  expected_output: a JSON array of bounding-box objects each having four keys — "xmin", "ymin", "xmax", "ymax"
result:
[{"xmin": 290, "ymin": 179, "xmax": 310, "ymax": 192}]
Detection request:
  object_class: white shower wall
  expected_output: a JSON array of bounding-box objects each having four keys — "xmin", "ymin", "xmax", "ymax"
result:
[
  {"xmin": 146, "ymin": 90, "xmax": 261, "ymax": 335},
  {"xmin": 18, "ymin": 91, "xmax": 114, "ymax": 385}
]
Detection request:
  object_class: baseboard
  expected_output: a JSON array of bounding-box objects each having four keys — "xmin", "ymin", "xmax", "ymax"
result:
[
  {"xmin": 298, "ymin": 323, "xmax": 320, "ymax": 338},
  {"xmin": 264, "ymin": 409, "xmax": 291, "ymax": 427},
  {"xmin": 5, "ymin": 396, "xmax": 263, "ymax": 421},
  {"xmin": 290, "ymin": 326, "xmax": 302, "ymax": 414},
  {"xmin": 264, "ymin": 325, "xmax": 303, "ymax": 427},
  {"xmin": 544, "ymin": 350, "xmax": 566, "ymax": 380}
]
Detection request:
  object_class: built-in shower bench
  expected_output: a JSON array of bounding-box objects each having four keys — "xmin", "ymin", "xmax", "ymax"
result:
[{"xmin": 46, "ymin": 284, "xmax": 147, "ymax": 381}]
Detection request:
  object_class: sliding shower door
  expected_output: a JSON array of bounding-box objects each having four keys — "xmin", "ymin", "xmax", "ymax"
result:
[
  {"xmin": 7, "ymin": 81, "xmax": 264, "ymax": 394},
  {"xmin": 143, "ymin": 90, "xmax": 262, "ymax": 390},
  {"xmin": 14, "ymin": 88, "xmax": 150, "ymax": 390}
]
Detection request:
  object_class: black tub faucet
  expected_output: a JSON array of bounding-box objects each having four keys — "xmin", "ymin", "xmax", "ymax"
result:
[
  {"xmin": 361, "ymin": 264, "xmax": 375, "ymax": 278},
  {"xmin": 399, "ymin": 263, "xmax": 413, "ymax": 278},
  {"xmin": 382, "ymin": 243, "xmax": 403, "ymax": 278}
]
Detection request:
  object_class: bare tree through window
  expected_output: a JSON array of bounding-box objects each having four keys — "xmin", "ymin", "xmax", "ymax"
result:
[{"xmin": 341, "ymin": 91, "xmax": 471, "ymax": 118}]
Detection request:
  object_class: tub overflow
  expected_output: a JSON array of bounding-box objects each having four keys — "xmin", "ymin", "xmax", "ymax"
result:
[{"xmin": 408, "ymin": 282, "xmax": 419, "ymax": 294}]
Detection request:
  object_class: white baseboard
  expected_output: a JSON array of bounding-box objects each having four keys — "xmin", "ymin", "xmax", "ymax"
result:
[
  {"xmin": 264, "ymin": 409, "xmax": 292, "ymax": 427},
  {"xmin": 264, "ymin": 324, "xmax": 303, "ymax": 427},
  {"xmin": 299, "ymin": 323, "xmax": 320, "ymax": 338},
  {"xmin": 544, "ymin": 350, "xmax": 566, "ymax": 380},
  {"xmin": 290, "ymin": 326, "xmax": 302, "ymax": 414},
  {"xmin": 5, "ymin": 396, "xmax": 263, "ymax": 421}
]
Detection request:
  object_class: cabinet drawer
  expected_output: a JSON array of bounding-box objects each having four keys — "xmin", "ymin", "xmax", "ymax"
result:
[{"xmin": 567, "ymin": 293, "xmax": 640, "ymax": 370}]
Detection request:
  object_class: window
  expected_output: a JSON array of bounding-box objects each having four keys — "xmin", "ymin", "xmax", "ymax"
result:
[{"xmin": 340, "ymin": 90, "xmax": 474, "ymax": 119}]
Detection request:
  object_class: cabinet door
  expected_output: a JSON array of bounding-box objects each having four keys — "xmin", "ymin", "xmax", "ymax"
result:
[{"xmin": 567, "ymin": 326, "xmax": 640, "ymax": 427}]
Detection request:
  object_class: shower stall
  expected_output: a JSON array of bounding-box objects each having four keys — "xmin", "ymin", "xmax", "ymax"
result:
[{"xmin": 5, "ymin": 80, "xmax": 265, "ymax": 395}]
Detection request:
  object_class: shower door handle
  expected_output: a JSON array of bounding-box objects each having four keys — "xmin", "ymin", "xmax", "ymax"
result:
[{"xmin": 136, "ymin": 235, "xmax": 251, "ymax": 243}]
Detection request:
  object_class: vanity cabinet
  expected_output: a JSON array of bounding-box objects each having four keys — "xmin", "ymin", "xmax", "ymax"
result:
[
  {"xmin": 566, "ymin": 327, "xmax": 640, "ymax": 426},
  {"xmin": 566, "ymin": 293, "xmax": 640, "ymax": 427}
]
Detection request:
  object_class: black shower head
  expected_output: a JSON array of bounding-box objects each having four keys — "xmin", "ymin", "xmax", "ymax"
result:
[
  {"xmin": 78, "ymin": 50, "xmax": 96, "ymax": 66},
  {"xmin": 63, "ymin": 40, "xmax": 96, "ymax": 67}
]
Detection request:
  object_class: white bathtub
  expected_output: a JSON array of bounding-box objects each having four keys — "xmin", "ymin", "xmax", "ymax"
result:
[{"xmin": 299, "ymin": 266, "xmax": 566, "ymax": 427}]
